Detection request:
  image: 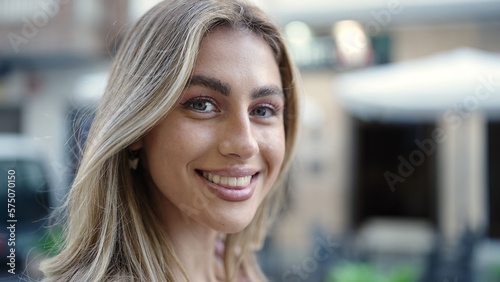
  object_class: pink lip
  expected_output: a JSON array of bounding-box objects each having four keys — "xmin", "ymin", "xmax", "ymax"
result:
[{"xmin": 197, "ymin": 171, "xmax": 259, "ymax": 202}]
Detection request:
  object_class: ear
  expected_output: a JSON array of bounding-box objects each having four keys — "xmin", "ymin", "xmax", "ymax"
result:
[{"xmin": 129, "ymin": 138, "xmax": 144, "ymax": 151}]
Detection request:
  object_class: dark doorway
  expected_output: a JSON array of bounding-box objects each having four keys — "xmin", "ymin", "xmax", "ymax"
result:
[
  {"xmin": 488, "ymin": 122, "xmax": 500, "ymax": 238},
  {"xmin": 353, "ymin": 120, "xmax": 438, "ymax": 228}
]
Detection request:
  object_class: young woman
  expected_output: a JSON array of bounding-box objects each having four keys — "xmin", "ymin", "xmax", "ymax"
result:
[{"xmin": 40, "ymin": 0, "xmax": 300, "ymax": 281}]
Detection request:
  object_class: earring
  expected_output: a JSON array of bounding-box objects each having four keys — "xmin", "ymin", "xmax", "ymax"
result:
[{"xmin": 129, "ymin": 150, "xmax": 139, "ymax": 170}]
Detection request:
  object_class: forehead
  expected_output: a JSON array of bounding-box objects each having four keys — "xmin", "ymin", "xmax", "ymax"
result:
[
  {"xmin": 192, "ymin": 26, "xmax": 282, "ymax": 89},
  {"xmin": 201, "ymin": 25, "xmax": 272, "ymax": 53},
  {"xmin": 197, "ymin": 26, "xmax": 278, "ymax": 68}
]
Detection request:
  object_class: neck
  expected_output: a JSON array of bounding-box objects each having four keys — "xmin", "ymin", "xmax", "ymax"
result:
[{"xmin": 150, "ymin": 188, "xmax": 224, "ymax": 281}]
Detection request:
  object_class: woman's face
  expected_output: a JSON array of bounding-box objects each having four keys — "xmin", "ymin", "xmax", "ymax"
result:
[{"xmin": 136, "ymin": 27, "xmax": 286, "ymax": 233}]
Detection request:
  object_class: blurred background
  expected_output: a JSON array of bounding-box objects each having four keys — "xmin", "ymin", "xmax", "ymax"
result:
[{"xmin": 0, "ymin": 0, "xmax": 499, "ymax": 281}]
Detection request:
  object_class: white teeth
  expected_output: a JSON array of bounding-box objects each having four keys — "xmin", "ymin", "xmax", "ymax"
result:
[
  {"xmin": 236, "ymin": 177, "xmax": 245, "ymax": 186},
  {"xmin": 202, "ymin": 172, "xmax": 252, "ymax": 187},
  {"xmin": 228, "ymin": 177, "xmax": 237, "ymax": 186},
  {"xmin": 213, "ymin": 174, "xmax": 220, "ymax": 183},
  {"xmin": 220, "ymin": 176, "xmax": 228, "ymax": 185}
]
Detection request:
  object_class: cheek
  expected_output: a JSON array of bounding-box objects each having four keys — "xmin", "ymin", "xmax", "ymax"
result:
[
  {"xmin": 259, "ymin": 124, "xmax": 286, "ymax": 173},
  {"xmin": 143, "ymin": 118, "xmax": 217, "ymax": 178}
]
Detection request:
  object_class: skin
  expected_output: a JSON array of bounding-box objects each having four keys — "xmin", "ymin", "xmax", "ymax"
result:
[{"xmin": 131, "ymin": 26, "xmax": 286, "ymax": 280}]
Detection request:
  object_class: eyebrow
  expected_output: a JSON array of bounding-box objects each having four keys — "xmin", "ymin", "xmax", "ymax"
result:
[
  {"xmin": 186, "ymin": 75, "xmax": 284, "ymax": 99},
  {"xmin": 187, "ymin": 75, "xmax": 230, "ymax": 96},
  {"xmin": 252, "ymin": 85, "xmax": 284, "ymax": 100}
]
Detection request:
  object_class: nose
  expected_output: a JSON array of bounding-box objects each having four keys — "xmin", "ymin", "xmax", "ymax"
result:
[{"xmin": 218, "ymin": 112, "xmax": 259, "ymax": 160}]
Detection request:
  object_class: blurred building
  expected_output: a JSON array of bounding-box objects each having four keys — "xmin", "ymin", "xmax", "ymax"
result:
[
  {"xmin": 1, "ymin": 0, "xmax": 499, "ymax": 281},
  {"xmin": 256, "ymin": 1, "xmax": 500, "ymax": 281},
  {"xmin": 0, "ymin": 0, "xmax": 127, "ymax": 55},
  {"xmin": 0, "ymin": 0, "xmax": 129, "ymax": 204}
]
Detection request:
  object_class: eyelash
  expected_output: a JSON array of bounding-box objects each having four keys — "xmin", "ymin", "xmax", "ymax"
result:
[
  {"xmin": 180, "ymin": 96, "xmax": 283, "ymax": 117},
  {"xmin": 180, "ymin": 96, "xmax": 219, "ymax": 112},
  {"xmin": 253, "ymin": 102, "xmax": 281, "ymax": 117}
]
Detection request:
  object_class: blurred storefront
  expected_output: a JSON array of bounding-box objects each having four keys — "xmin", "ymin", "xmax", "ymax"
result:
[
  {"xmin": 258, "ymin": 1, "xmax": 500, "ymax": 281},
  {"xmin": 1, "ymin": 0, "xmax": 500, "ymax": 281}
]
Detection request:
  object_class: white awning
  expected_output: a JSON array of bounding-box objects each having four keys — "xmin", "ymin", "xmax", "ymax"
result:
[{"xmin": 334, "ymin": 48, "xmax": 500, "ymax": 122}]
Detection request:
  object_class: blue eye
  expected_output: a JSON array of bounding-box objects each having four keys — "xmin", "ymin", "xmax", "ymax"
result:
[
  {"xmin": 251, "ymin": 106, "xmax": 274, "ymax": 117},
  {"xmin": 182, "ymin": 97, "xmax": 217, "ymax": 113}
]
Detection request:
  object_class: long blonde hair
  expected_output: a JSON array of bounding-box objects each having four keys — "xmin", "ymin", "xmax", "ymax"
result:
[{"xmin": 40, "ymin": 0, "xmax": 299, "ymax": 281}]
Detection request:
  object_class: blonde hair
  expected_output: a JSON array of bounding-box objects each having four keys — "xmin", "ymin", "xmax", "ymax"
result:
[{"xmin": 40, "ymin": 0, "xmax": 299, "ymax": 281}]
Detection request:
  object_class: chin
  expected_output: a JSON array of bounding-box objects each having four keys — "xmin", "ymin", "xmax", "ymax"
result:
[
  {"xmin": 206, "ymin": 207, "xmax": 258, "ymax": 234},
  {"xmin": 216, "ymin": 224, "xmax": 248, "ymax": 234}
]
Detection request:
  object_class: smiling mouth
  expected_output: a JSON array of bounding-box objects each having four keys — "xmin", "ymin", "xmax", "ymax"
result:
[{"xmin": 199, "ymin": 171, "xmax": 254, "ymax": 187}]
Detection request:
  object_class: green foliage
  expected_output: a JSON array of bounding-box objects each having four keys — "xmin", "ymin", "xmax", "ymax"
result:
[
  {"xmin": 38, "ymin": 225, "xmax": 65, "ymax": 256},
  {"xmin": 490, "ymin": 263, "xmax": 500, "ymax": 281},
  {"xmin": 326, "ymin": 261, "xmax": 418, "ymax": 282},
  {"xmin": 327, "ymin": 262, "xmax": 382, "ymax": 282},
  {"xmin": 386, "ymin": 265, "xmax": 418, "ymax": 282}
]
